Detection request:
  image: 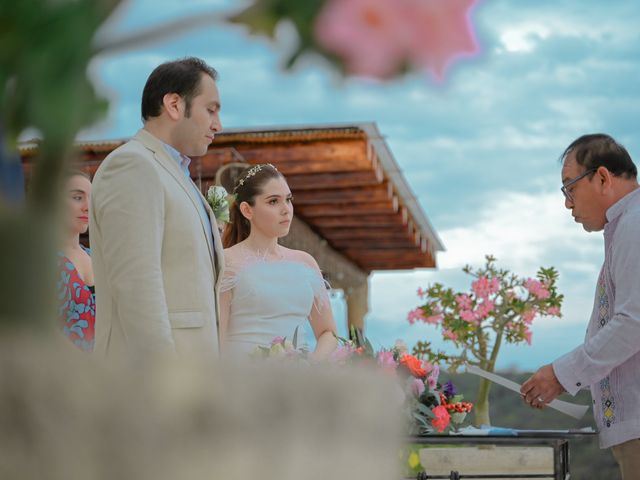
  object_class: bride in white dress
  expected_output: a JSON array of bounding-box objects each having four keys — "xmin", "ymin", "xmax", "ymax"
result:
[{"xmin": 219, "ymin": 163, "xmax": 337, "ymax": 359}]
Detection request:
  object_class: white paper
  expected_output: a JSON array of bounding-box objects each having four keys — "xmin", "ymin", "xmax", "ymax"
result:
[{"xmin": 465, "ymin": 365, "xmax": 589, "ymax": 420}]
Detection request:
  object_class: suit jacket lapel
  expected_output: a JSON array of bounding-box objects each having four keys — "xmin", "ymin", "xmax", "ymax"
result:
[{"xmin": 132, "ymin": 129, "xmax": 217, "ymax": 267}]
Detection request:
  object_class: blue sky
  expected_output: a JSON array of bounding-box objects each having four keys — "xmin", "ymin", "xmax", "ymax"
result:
[{"xmin": 83, "ymin": 0, "xmax": 640, "ymax": 370}]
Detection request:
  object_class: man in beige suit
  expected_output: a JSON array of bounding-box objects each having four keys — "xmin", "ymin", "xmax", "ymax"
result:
[{"xmin": 89, "ymin": 57, "xmax": 223, "ymax": 357}]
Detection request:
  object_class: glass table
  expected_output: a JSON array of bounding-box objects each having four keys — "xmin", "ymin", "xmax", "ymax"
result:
[{"xmin": 406, "ymin": 430, "xmax": 598, "ymax": 480}]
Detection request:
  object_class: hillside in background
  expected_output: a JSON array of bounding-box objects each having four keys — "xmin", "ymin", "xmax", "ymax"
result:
[{"xmin": 440, "ymin": 370, "xmax": 619, "ymax": 479}]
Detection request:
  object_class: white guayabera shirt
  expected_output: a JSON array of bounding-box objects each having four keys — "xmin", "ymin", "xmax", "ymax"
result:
[{"xmin": 553, "ymin": 188, "xmax": 640, "ymax": 449}]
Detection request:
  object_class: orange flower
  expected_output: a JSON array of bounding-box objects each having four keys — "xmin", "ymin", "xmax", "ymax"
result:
[{"xmin": 399, "ymin": 354, "xmax": 427, "ymax": 378}]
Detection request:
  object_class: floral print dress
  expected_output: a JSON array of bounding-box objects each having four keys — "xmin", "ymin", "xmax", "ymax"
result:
[{"xmin": 57, "ymin": 246, "xmax": 95, "ymax": 352}]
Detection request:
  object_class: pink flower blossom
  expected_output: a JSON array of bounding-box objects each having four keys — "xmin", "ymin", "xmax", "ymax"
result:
[
  {"xmin": 314, "ymin": 0, "xmax": 480, "ymax": 81},
  {"xmin": 431, "ymin": 405, "xmax": 451, "ymax": 432},
  {"xmin": 460, "ymin": 309, "xmax": 477, "ymax": 323},
  {"xmin": 524, "ymin": 278, "xmax": 550, "ymax": 300},
  {"xmin": 422, "ymin": 360, "xmax": 434, "ymax": 375},
  {"xmin": 475, "ymin": 299, "xmax": 495, "ymax": 319},
  {"xmin": 524, "ymin": 328, "xmax": 533, "ymax": 346},
  {"xmin": 522, "ymin": 308, "xmax": 537, "ymax": 325},
  {"xmin": 270, "ymin": 336, "xmax": 285, "ymax": 346},
  {"xmin": 404, "ymin": 0, "xmax": 480, "ymax": 81},
  {"xmin": 546, "ymin": 306, "xmax": 561, "ymax": 317},
  {"xmin": 427, "ymin": 364, "xmax": 440, "ymax": 389},
  {"xmin": 411, "ymin": 378, "xmax": 426, "ymax": 397},
  {"xmin": 505, "ymin": 289, "xmax": 517, "ymax": 301},
  {"xmin": 424, "ymin": 313, "xmax": 444, "ymax": 325},
  {"xmin": 407, "ymin": 307, "xmax": 427, "ymax": 325},
  {"xmin": 329, "ymin": 345, "xmax": 354, "ymax": 362},
  {"xmin": 455, "ymin": 293, "xmax": 473, "ymax": 310},
  {"xmin": 417, "ymin": 287, "xmax": 426, "ymax": 298},
  {"xmin": 443, "ymin": 329, "xmax": 458, "ymax": 341},
  {"xmin": 377, "ymin": 350, "xmax": 397, "ymax": 370},
  {"xmin": 314, "ymin": 0, "xmax": 410, "ymax": 78},
  {"xmin": 471, "ymin": 275, "xmax": 500, "ymax": 299}
]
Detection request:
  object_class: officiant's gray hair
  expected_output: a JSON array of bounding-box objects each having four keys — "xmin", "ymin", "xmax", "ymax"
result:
[{"xmin": 223, "ymin": 163, "xmax": 283, "ymax": 248}]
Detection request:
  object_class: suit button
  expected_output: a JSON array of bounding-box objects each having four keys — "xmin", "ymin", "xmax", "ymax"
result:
[{"xmin": 576, "ymin": 382, "xmax": 582, "ymax": 387}]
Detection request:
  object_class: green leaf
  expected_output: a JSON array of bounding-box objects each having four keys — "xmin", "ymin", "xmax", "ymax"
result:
[{"xmin": 292, "ymin": 324, "xmax": 299, "ymax": 349}]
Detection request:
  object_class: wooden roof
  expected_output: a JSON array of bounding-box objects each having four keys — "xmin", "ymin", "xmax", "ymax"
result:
[{"xmin": 20, "ymin": 123, "xmax": 443, "ymax": 272}]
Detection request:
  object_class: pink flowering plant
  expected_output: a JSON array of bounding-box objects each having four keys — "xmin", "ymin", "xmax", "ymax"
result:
[
  {"xmin": 229, "ymin": 0, "xmax": 480, "ymax": 82},
  {"xmin": 408, "ymin": 255, "xmax": 563, "ymax": 426},
  {"xmin": 333, "ymin": 330, "xmax": 473, "ymax": 435}
]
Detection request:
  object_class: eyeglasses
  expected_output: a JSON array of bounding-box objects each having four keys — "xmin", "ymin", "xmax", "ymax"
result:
[{"xmin": 561, "ymin": 168, "xmax": 596, "ymax": 202}]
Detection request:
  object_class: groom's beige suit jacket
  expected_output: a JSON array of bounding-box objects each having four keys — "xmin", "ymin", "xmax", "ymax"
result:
[{"xmin": 89, "ymin": 129, "xmax": 223, "ymax": 357}]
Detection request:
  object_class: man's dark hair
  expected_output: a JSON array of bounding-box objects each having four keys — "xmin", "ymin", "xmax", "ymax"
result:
[
  {"xmin": 561, "ymin": 133, "xmax": 637, "ymax": 179},
  {"xmin": 141, "ymin": 57, "xmax": 218, "ymax": 121}
]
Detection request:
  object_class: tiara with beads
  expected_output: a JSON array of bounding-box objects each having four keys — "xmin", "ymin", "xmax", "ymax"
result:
[{"xmin": 233, "ymin": 163, "xmax": 278, "ymax": 192}]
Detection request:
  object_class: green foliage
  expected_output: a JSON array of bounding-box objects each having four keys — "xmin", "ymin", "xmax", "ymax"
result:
[
  {"xmin": 0, "ymin": 0, "xmax": 120, "ymax": 326},
  {"xmin": 228, "ymin": 0, "xmax": 337, "ymax": 70},
  {"xmin": 1, "ymin": 0, "xmax": 119, "ymax": 145}
]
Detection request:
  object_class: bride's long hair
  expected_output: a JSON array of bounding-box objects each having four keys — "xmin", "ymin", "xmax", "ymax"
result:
[{"xmin": 223, "ymin": 164, "xmax": 283, "ymax": 248}]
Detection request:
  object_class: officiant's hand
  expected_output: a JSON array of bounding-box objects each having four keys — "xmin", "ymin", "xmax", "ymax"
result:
[{"xmin": 520, "ymin": 364, "xmax": 565, "ymax": 409}]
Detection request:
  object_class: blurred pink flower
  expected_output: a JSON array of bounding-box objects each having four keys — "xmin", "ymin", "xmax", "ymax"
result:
[
  {"xmin": 475, "ymin": 299, "xmax": 495, "ymax": 319},
  {"xmin": 524, "ymin": 328, "xmax": 533, "ymax": 345},
  {"xmin": 431, "ymin": 405, "xmax": 451, "ymax": 432},
  {"xmin": 425, "ymin": 313, "xmax": 444, "ymax": 324},
  {"xmin": 460, "ymin": 309, "xmax": 477, "ymax": 323},
  {"xmin": 412, "ymin": 378, "xmax": 426, "ymax": 397},
  {"xmin": 407, "ymin": 307, "xmax": 427, "ymax": 325},
  {"xmin": 377, "ymin": 350, "xmax": 397, "ymax": 370},
  {"xmin": 427, "ymin": 364, "xmax": 440, "ymax": 389},
  {"xmin": 270, "ymin": 336, "xmax": 285, "ymax": 346},
  {"xmin": 546, "ymin": 306, "xmax": 561, "ymax": 316},
  {"xmin": 405, "ymin": 0, "xmax": 480, "ymax": 81},
  {"xmin": 522, "ymin": 308, "xmax": 537, "ymax": 324},
  {"xmin": 471, "ymin": 275, "xmax": 500, "ymax": 299},
  {"xmin": 329, "ymin": 344, "xmax": 354, "ymax": 362},
  {"xmin": 417, "ymin": 287, "xmax": 426, "ymax": 298},
  {"xmin": 314, "ymin": 0, "xmax": 410, "ymax": 78},
  {"xmin": 314, "ymin": 0, "xmax": 480, "ymax": 81},
  {"xmin": 455, "ymin": 293, "xmax": 473, "ymax": 310},
  {"xmin": 443, "ymin": 329, "xmax": 458, "ymax": 341},
  {"xmin": 524, "ymin": 278, "xmax": 550, "ymax": 300},
  {"xmin": 422, "ymin": 358, "xmax": 433, "ymax": 369}
]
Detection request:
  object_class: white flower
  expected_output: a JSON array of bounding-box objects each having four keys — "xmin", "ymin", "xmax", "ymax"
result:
[{"xmin": 206, "ymin": 185, "xmax": 230, "ymax": 224}]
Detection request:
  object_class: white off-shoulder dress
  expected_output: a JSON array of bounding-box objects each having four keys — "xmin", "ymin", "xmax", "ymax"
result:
[{"xmin": 220, "ymin": 247, "xmax": 330, "ymax": 357}]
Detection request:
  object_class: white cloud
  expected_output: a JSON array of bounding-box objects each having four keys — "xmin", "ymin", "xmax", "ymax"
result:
[
  {"xmin": 437, "ymin": 190, "xmax": 601, "ymax": 272},
  {"xmin": 499, "ymin": 23, "xmax": 551, "ymax": 53}
]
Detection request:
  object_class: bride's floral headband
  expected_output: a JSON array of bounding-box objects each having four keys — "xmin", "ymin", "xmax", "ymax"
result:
[{"xmin": 233, "ymin": 163, "xmax": 278, "ymax": 193}]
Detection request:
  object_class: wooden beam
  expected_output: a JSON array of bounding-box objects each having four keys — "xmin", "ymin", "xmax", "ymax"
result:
[
  {"xmin": 312, "ymin": 214, "xmax": 407, "ymax": 228},
  {"xmin": 292, "ymin": 183, "xmax": 393, "ymax": 205},
  {"xmin": 317, "ymin": 227, "xmax": 413, "ymax": 240},
  {"xmin": 296, "ymin": 199, "xmax": 397, "ymax": 217},
  {"xmin": 232, "ymin": 140, "xmax": 371, "ymax": 174},
  {"xmin": 329, "ymin": 238, "xmax": 418, "ymax": 250},
  {"xmin": 286, "ymin": 170, "xmax": 383, "ymax": 190},
  {"xmin": 342, "ymin": 249, "xmax": 432, "ymax": 263},
  {"xmin": 363, "ymin": 257, "xmax": 436, "ymax": 271}
]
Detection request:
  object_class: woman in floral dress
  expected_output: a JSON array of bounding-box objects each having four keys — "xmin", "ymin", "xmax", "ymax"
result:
[{"xmin": 57, "ymin": 170, "xmax": 95, "ymax": 351}]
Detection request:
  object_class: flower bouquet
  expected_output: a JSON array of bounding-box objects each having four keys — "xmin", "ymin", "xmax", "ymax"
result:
[
  {"xmin": 331, "ymin": 331, "xmax": 473, "ymax": 435},
  {"xmin": 206, "ymin": 185, "xmax": 231, "ymax": 227},
  {"xmin": 252, "ymin": 328, "xmax": 473, "ymax": 435}
]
